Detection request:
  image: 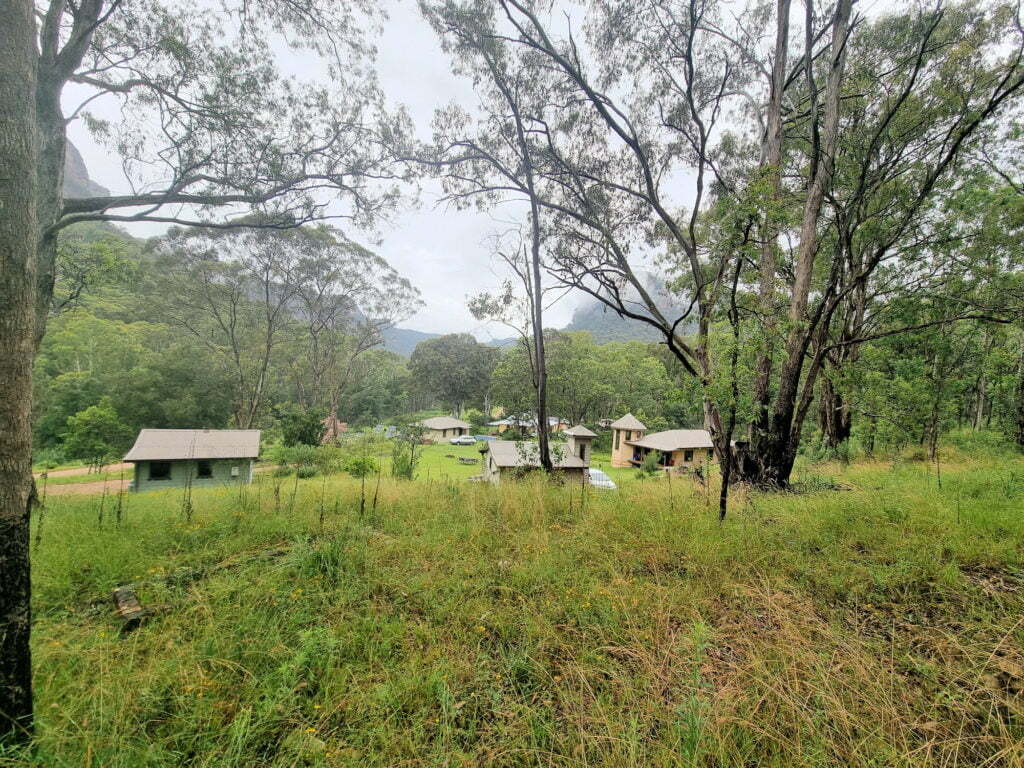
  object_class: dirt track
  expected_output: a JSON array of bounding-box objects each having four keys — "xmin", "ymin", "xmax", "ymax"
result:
[
  {"xmin": 42, "ymin": 477, "xmax": 128, "ymax": 497},
  {"xmin": 34, "ymin": 462, "xmax": 131, "ymax": 479}
]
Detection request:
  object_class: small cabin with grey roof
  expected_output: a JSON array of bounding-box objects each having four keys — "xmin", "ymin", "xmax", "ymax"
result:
[
  {"xmin": 124, "ymin": 429, "xmax": 260, "ymax": 492},
  {"xmin": 482, "ymin": 427, "xmax": 593, "ymax": 485}
]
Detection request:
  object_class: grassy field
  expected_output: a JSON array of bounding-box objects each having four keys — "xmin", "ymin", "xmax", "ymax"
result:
[{"xmin": 9, "ymin": 450, "xmax": 1024, "ymax": 767}]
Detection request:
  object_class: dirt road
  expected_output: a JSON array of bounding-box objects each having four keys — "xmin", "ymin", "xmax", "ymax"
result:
[{"xmin": 34, "ymin": 462, "xmax": 131, "ymax": 479}]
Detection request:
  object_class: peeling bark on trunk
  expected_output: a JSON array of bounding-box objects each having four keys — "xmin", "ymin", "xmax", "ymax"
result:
[
  {"xmin": 750, "ymin": 0, "xmax": 790, "ymax": 443},
  {"xmin": 744, "ymin": 0, "xmax": 853, "ymax": 488},
  {"xmin": 0, "ymin": 0, "xmax": 40, "ymax": 743}
]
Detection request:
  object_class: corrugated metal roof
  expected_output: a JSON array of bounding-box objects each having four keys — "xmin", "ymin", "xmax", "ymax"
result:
[
  {"xmin": 417, "ymin": 416, "xmax": 472, "ymax": 430},
  {"xmin": 564, "ymin": 425, "xmax": 597, "ymax": 437},
  {"xmin": 124, "ymin": 429, "xmax": 261, "ymax": 461},
  {"xmin": 487, "ymin": 440, "xmax": 588, "ymax": 469},
  {"xmin": 610, "ymin": 413, "xmax": 647, "ymax": 430},
  {"xmin": 627, "ymin": 429, "xmax": 713, "ymax": 452}
]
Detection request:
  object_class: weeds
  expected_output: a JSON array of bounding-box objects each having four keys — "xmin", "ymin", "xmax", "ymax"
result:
[{"xmin": 19, "ymin": 452, "xmax": 1024, "ymax": 767}]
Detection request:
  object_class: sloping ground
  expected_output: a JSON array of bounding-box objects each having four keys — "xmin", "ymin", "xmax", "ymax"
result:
[{"xmin": 18, "ymin": 455, "xmax": 1024, "ymax": 767}]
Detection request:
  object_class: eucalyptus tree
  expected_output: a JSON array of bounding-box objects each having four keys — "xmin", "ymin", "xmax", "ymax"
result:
[
  {"xmin": 0, "ymin": 0, "xmax": 409, "ymax": 741},
  {"xmin": 419, "ymin": 1, "xmax": 559, "ymax": 468},
  {"xmin": 464, "ymin": 0, "xmax": 1024, "ymax": 494},
  {"xmin": 285, "ymin": 227, "xmax": 421, "ymax": 421},
  {"xmin": 805, "ymin": 6, "xmax": 1024, "ymax": 455}
]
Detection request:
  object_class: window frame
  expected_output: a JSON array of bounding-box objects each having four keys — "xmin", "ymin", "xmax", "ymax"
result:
[
  {"xmin": 196, "ymin": 459, "xmax": 213, "ymax": 479},
  {"xmin": 148, "ymin": 461, "xmax": 172, "ymax": 481}
]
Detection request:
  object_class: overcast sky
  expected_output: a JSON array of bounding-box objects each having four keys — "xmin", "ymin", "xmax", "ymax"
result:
[{"xmin": 64, "ymin": 1, "xmax": 582, "ymax": 338}]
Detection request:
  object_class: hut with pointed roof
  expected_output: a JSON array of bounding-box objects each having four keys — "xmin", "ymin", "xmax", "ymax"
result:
[{"xmin": 610, "ymin": 413, "xmax": 648, "ymax": 467}]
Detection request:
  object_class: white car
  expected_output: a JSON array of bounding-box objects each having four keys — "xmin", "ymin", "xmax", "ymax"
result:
[
  {"xmin": 449, "ymin": 435, "xmax": 476, "ymax": 446},
  {"xmin": 588, "ymin": 468, "xmax": 617, "ymax": 490}
]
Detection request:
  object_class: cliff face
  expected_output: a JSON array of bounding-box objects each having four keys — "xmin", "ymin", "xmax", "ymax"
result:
[{"xmin": 62, "ymin": 141, "xmax": 109, "ymax": 199}]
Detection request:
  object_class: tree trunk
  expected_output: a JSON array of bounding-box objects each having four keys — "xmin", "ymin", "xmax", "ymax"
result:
[
  {"xmin": 744, "ymin": 0, "xmax": 852, "ymax": 488},
  {"xmin": 973, "ymin": 329, "xmax": 992, "ymax": 431},
  {"xmin": 749, "ymin": 0, "xmax": 791, "ymax": 443},
  {"xmin": 818, "ymin": 373, "xmax": 851, "ymax": 450},
  {"xmin": 1015, "ymin": 331, "xmax": 1024, "ymax": 448},
  {"xmin": 0, "ymin": 0, "xmax": 39, "ymax": 743}
]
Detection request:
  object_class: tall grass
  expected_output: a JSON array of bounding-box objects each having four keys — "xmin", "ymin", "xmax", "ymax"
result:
[{"xmin": 9, "ymin": 451, "xmax": 1024, "ymax": 767}]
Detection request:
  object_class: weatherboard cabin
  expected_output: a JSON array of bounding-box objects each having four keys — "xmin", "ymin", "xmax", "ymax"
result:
[
  {"xmin": 609, "ymin": 414, "xmax": 715, "ymax": 472},
  {"xmin": 124, "ymin": 429, "xmax": 260, "ymax": 492},
  {"xmin": 482, "ymin": 431, "xmax": 592, "ymax": 484},
  {"xmin": 416, "ymin": 416, "xmax": 472, "ymax": 443}
]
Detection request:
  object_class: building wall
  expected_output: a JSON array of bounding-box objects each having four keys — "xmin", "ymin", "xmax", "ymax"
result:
[
  {"xmin": 423, "ymin": 426, "xmax": 469, "ymax": 443},
  {"xmin": 482, "ymin": 456, "xmax": 586, "ymax": 485},
  {"xmin": 565, "ymin": 436, "xmax": 593, "ymax": 466},
  {"xmin": 132, "ymin": 458, "xmax": 254, "ymax": 492},
  {"xmin": 630, "ymin": 447, "xmax": 715, "ymax": 474},
  {"xmin": 611, "ymin": 428, "xmax": 645, "ymax": 467}
]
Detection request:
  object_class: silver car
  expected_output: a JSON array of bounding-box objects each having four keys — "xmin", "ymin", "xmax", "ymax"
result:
[
  {"xmin": 449, "ymin": 435, "xmax": 476, "ymax": 446},
  {"xmin": 588, "ymin": 468, "xmax": 617, "ymax": 490}
]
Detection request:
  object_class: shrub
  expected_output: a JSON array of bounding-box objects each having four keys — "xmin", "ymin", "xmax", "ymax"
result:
[
  {"xmin": 636, "ymin": 451, "xmax": 662, "ymax": 479},
  {"xmin": 295, "ymin": 465, "xmax": 318, "ymax": 479},
  {"xmin": 344, "ymin": 456, "xmax": 379, "ymax": 478}
]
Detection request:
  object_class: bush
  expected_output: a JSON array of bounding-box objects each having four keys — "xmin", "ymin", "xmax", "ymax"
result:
[
  {"xmin": 636, "ymin": 451, "xmax": 661, "ymax": 479},
  {"xmin": 344, "ymin": 456, "xmax": 379, "ymax": 478},
  {"xmin": 295, "ymin": 465, "xmax": 318, "ymax": 479},
  {"xmin": 268, "ymin": 443, "xmax": 345, "ymax": 475},
  {"xmin": 272, "ymin": 465, "xmax": 294, "ymax": 478},
  {"xmin": 33, "ymin": 446, "xmax": 67, "ymax": 470}
]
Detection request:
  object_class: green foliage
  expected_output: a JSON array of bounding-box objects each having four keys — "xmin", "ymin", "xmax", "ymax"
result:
[
  {"xmin": 463, "ymin": 407, "xmax": 488, "ymax": 430},
  {"xmin": 391, "ymin": 429, "xmax": 423, "ymax": 480},
  {"xmin": 61, "ymin": 397, "xmax": 133, "ymax": 466},
  {"xmin": 636, "ymin": 451, "xmax": 662, "ymax": 479},
  {"xmin": 295, "ymin": 465, "xmax": 318, "ymax": 479},
  {"xmin": 409, "ymin": 333, "xmax": 499, "ymax": 414},
  {"xmin": 344, "ymin": 455, "xmax": 379, "ymax": 478},
  {"xmin": 274, "ymin": 404, "xmax": 327, "ymax": 447}
]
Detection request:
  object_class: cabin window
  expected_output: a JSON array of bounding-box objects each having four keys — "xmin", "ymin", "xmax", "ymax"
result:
[
  {"xmin": 708, "ymin": 449, "xmax": 714, "ymax": 458},
  {"xmin": 196, "ymin": 460, "xmax": 213, "ymax": 478},
  {"xmin": 614, "ymin": 430, "xmax": 620, "ymax": 450},
  {"xmin": 578, "ymin": 443, "xmax": 587, "ymax": 461},
  {"xmin": 149, "ymin": 461, "xmax": 171, "ymax": 481},
  {"xmin": 684, "ymin": 450, "xmax": 694, "ymax": 462}
]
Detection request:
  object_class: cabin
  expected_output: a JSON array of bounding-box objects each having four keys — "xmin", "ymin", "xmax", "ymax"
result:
[
  {"xmin": 124, "ymin": 429, "xmax": 260, "ymax": 492},
  {"xmin": 482, "ymin": 427, "xmax": 593, "ymax": 484},
  {"xmin": 609, "ymin": 414, "xmax": 715, "ymax": 472},
  {"xmin": 416, "ymin": 416, "xmax": 472, "ymax": 443},
  {"xmin": 487, "ymin": 414, "xmax": 570, "ymax": 435},
  {"xmin": 627, "ymin": 430, "xmax": 715, "ymax": 472},
  {"xmin": 563, "ymin": 424, "xmax": 597, "ymax": 464}
]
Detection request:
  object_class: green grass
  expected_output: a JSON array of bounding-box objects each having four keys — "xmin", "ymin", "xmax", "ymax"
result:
[
  {"xmin": 415, "ymin": 441, "xmax": 489, "ymax": 481},
  {"xmin": 10, "ymin": 450, "xmax": 1024, "ymax": 767}
]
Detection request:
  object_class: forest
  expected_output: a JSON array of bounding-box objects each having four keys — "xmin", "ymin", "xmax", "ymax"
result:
[{"xmin": 2, "ymin": 0, "xmax": 1024, "ymax": 763}]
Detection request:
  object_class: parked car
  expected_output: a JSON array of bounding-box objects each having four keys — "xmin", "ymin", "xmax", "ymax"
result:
[
  {"xmin": 588, "ymin": 468, "xmax": 617, "ymax": 490},
  {"xmin": 449, "ymin": 435, "xmax": 476, "ymax": 446}
]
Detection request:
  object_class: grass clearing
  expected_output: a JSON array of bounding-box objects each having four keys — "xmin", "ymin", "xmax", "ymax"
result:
[{"xmin": 9, "ymin": 450, "xmax": 1024, "ymax": 766}]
